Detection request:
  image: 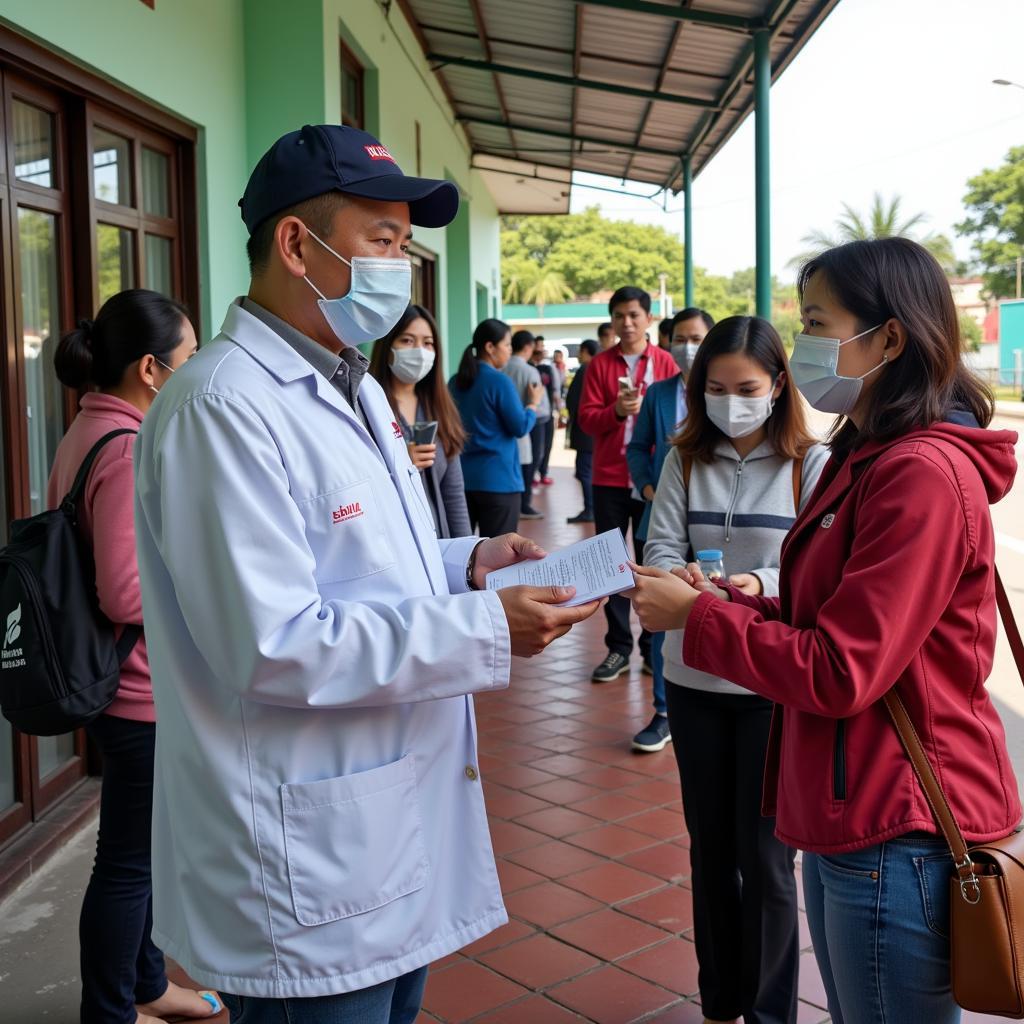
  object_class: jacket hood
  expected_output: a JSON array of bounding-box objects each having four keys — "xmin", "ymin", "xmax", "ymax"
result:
[{"xmin": 852, "ymin": 419, "xmax": 1018, "ymax": 505}]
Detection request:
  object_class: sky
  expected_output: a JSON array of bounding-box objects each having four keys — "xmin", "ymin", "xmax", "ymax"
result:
[{"xmin": 567, "ymin": 0, "xmax": 1024, "ymax": 282}]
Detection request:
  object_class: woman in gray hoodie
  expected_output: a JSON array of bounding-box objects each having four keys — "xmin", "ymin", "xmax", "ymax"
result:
[{"xmin": 643, "ymin": 315, "xmax": 828, "ymax": 1024}]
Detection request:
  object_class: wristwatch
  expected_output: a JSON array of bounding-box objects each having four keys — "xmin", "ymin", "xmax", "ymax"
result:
[{"xmin": 466, "ymin": 539, "xmax": 486, "ymax": 591}]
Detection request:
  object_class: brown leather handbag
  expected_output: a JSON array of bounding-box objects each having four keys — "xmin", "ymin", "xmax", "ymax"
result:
[{"xmin": 884, "ymin": 569, "xmax": 1024, "ymax": 1018}]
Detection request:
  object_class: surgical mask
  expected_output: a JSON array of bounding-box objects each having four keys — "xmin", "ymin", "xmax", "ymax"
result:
[
  {"xmin": 303, "ymin": 228, "xmax": 411, "ymax": 345},
  {"xmin": 148, "ymin": 357, "xmax": 175, "ymax": 395},
  {"xmin": 790, "ymin": 325, "xmax": 887, "ymax": 414},
  {"xmin": 705, "ymin": 392, "xmax": 774, "ymax": 439},
  {"xmin": 390, "ymin": 346, "xmax": 435, "ymax": 384},
  {"xmin": 670, "ymin": 342, "xmax": 701, "ymax": 374}
]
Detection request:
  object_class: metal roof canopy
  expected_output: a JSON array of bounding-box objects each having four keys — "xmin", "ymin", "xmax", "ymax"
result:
[{"xmin": 397, "ymin": 0, "xmax": 840, "ymax": 201}]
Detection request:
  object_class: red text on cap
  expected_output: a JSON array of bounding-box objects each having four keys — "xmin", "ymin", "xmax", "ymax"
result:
[{"xmin": 364, "ymin": 144, "xmax": 395, "ymax": 163}]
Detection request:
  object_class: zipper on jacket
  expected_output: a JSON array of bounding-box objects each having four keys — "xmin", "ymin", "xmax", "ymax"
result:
[
  {"xmin": 0, "ymin": 554, "xmax": 69, "ymax": 698},
  {"xmin": 725, "ymin": 460, "xmax": 744, "ymax": 542},
  {"xmin": 833, "ymin": 719, "xmax": 847, "ymax": 800}
]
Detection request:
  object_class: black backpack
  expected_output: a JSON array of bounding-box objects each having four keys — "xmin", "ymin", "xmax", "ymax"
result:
[{"xmin": 0, "ymin": 429, "xmax": 141, "ymax": 736}]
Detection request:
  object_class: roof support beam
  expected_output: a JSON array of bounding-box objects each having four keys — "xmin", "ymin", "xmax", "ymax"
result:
[
  {"xmin": 466, "ymin": 0, "xmax": 515, "ymax": 160},
  {"xmin": 458, "ymin": 115, "xmax": 685, "ymax": 161},
  {"xmin": 427, "ymin": 53, "xmax": 719, "ymax": 109},
  {"xmin": 578, "ymin": 0, "xmax": 756, "ymax": 31},
  {"xmin": 570, "ymin": 3, "xmax": 583, "ymax": 176}
]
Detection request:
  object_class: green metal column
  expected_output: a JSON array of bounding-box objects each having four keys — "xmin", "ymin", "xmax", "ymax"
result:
[
  {"xmin": 754, "ymin": 29, "xmax": 771, "ymax": 320},
  {"xmin": 683, "ymin": 154, "xmax": 694, "ymax": 308}
]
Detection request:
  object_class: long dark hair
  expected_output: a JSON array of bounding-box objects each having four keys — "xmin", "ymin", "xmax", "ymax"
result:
[
  {"xmin": 798, "ymin": 238, "xmax": 993, "ymax": 455},
  {"xmin": 54, "ymin": 288, "xmax": 190, "ymax": 390},
  {"xmin": 370, "ymin": 304, "xmax": 466, "ymax": 457},
  {"xmin": 674, "ymin": 315, "xmax": 815, "ymax": 463},
  {"xmin": 452, "ymin": 318, "xmax": 509, "ymax": 392}
]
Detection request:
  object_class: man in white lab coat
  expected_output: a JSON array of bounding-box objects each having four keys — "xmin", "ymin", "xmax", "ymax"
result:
[{"xmin": 133, "ymin": 124, "xmax": 599, "ymax": 1024}]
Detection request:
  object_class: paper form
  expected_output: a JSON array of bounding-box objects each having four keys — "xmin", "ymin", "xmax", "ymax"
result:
[{"xmin": 484, "ymin": 529, "xmax": 635, "ymax": 607}]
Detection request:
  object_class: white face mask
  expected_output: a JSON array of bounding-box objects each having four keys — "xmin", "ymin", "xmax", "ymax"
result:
[
  {"xmin": 303, "ymin": 227, "xmax": 411, "ymax": 346},
  {"xmin": 670, "ymin": 341, "xmax": 701, "ymax": 374},
  {"xmin": 705, "ymin": 392, "xmax": 775, "ymax": 439},
  {"xmin": 790, "ymin": 325, "xmax": 886, "ymax": 414},
  {"xmin": 390, "ymin": 346, "xmax": 435, "ymax": 385}
]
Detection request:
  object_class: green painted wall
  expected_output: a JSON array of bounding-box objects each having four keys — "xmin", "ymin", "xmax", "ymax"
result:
[
  {"xmin": 0, "ymin": 0, "xmax": 250, "ymax": 338},
  {"xmin": 1, "ymin": 0, "xmax": 501, "ymax": 362}
]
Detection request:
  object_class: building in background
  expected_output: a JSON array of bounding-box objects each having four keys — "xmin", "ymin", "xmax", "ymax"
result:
[{"xmin": 0, "ymin": 0, "xmax": 512, "ymax": 890}]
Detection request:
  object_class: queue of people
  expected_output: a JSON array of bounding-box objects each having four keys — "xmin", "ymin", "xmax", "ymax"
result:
[{"xmin": 34, "ymin": 117, "xmax": 1020, "ymax": 1024}]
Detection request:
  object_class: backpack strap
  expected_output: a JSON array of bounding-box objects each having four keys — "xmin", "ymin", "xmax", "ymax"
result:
[
  {"xmin": 115, "ymin": 625, "xmax": 142, "ymax": 665},
  {"xmin": 792, "ymin": 456, "xmax": 805, "ymax": 511},
  {"xmin": 61, "ymin": 429, "xmax": 139, "ymax": 520}
]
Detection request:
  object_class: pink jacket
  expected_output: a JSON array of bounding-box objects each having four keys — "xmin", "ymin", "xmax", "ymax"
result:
[{"xmin": 46, "ymin": 394, "xmax": 152, "ymax": 722}]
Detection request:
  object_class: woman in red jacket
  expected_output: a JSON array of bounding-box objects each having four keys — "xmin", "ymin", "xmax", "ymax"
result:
[{"xmin": 629, "ymin": 238, "xmax": 1020, "ymax": 1024}]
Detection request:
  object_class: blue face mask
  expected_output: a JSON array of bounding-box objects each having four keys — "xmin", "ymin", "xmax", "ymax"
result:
[
  {"xmin": 790, "ymin": 324, "xmax": 887, "ymax": 415},
  {"xmin": 302, "ymin": 227, "xmax": 411, "ymax": 345}
]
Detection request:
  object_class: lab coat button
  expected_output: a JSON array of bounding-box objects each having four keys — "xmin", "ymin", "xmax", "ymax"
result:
[{"xmin": 464, "ymin": 765, "xmax": 478, "ymax": 781}]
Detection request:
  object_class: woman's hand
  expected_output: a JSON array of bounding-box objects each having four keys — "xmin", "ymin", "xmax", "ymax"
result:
[
  {"xmin": 728, "ymin": 573, "xmax": 763, "ymax": 596},
  {"xmin": 679, "ymin": 563, "xmax": 732, "ymax": 600},
  {"xmin": 408, "ymin": 442, "xmax": 437, "ymax": 470},
  {"xmin": 627, "ymin": 562, "xmax": 706, "ymax": 632}
]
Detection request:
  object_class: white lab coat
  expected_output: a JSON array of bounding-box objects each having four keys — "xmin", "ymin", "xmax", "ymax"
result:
[{"xmin": 134, "ymin": 300, "xmax": 510, "ymax": 998}]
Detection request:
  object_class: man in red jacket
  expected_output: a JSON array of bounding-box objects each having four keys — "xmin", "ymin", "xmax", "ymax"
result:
[{"xmin": 578, "ymin": 286, "xmax": 678, "ymax": 682}]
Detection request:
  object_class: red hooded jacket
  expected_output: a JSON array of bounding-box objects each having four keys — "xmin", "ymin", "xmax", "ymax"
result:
[
  {"xmin": 577, "ymin": 342, "xmax": 678, "ymax": 488},
  {"xmin": 682, "ymin": 421, "xmax": 1021, "ymax": 853}
]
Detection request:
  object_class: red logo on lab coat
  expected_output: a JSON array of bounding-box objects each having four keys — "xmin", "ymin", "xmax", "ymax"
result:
[
  {"xmin": 364, "ymin": 144, "xmax": 396, "ymax": 163},
  {"xmin": 333, "ymin": 502, "xmax": 364, "ymax": 524},
  {"xmin": 392, "ymin": 421, "xmax": 403, "ymax": 438}
]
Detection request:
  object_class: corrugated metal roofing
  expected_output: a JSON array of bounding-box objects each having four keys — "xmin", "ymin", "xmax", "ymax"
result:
[{"xmin": 400, "ymin": 0, "xmax": 841, "ymax": 194}]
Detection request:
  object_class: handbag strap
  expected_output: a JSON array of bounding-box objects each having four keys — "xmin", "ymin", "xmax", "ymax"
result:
[{"xmin": 883, "ymin": 566, "xmax": 1022, "ymax": 905}]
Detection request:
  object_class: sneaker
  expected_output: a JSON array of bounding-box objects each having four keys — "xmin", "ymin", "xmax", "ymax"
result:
[
  {"xmin": 592, "ymin": 651, "xmax": 630, "ymax": 683},
  {"xmin": 632, "ymin": 713, "xmax": 672, "ymax": 752},
  {"xmin": 567, "ymin": 511, "xmax": 595, "ymax": 523},
  {"xmin": 520, "ymin": 508, "xmax": 544, "ymax": 520},
  {"xmin": 541, "ymin": 476, "xmax": 555, "ymax": 485}
]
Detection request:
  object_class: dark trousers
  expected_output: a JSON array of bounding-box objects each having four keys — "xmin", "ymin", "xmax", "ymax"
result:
[
  {"xmin": 574, "ymin": 450, "xmax": 593, "ymax": 513},
  {"xmin": 665, "ymin": 685, "xmax": 799, "ymax": 1024},
  {"xmin": 221, "ymin": 967, "xmax": 427, "ymax": 1023},
  {"xmin": 592, "ymin": 484, "xmax": 650, "ymax": 658},
  {"xmin": 531, "ymin": 417, "xmax": 555, "ymax": 479},
  {"xmin": 80, "ymin": 715, "xmax": 167, "ymax": 1024},
  {"xmin": 520, "ymin": 463, "xmax": 535, "ymax": 513},
  {"xmin": 466, "ymin": 490, "xmax": 520, "ymax": 537}
]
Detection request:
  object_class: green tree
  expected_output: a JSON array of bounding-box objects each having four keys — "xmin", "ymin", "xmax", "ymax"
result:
[
  {"xmin": 959, "ymin": 313, "xmax": 983, "ymax": 353},
  {"xmin": 792, "ymin": 192, "xmax": 956, "ymax": 272},
  {"xmin": 957, "ymin": 146, "xmax": 1024, "ymax": 299},
  {"xmin": 522, "ymin": 270, "xmax": 574, "ymax": 316}
]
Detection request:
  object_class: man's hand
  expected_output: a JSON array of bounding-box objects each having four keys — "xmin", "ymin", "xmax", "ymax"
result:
[
  {"xmin": 642, "ymin": 484, "xmax": 656, "ymax": 502},
  {"xmin": 528, "ymin": 382, "xmax": 545, "ymax": 406},
  {"xmin": 497, "ymin": 586, "xmax": 602, "ymax": 657},
  {"xmin": 677, "ymin": 562, "xmax": 732, "ymax": 600},
  {"xmin": 728, "ymin": 573, "xmax": 762, "ymax": 596},
  {"xmin": 615, "ymin": 390, "xmax": 642, "ymax": 418},
  {"xmin": 471, "ymin": 533, "xmax": 546, "ymax": 590},
  {"xmin": 407, "ymin": 443, "xmax": 437, "ymax": 470}
]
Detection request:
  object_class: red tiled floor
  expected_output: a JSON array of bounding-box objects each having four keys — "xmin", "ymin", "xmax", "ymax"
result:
[
  {"xmin": 472, "ymin": 995, "xmax": 588, "ymax": 1023},
  {"xmin": 495, "ymin": 858, "xmax": 547, "ymax": 894},
  {"xmin": 460, "ymin": 918, "xmax": 536, "ymax": 957},
  {"xmin": 503, "ymin": 880, "xmax": 605, "ymax": 929},
  {"xmin": 525, "ymin": 778, "xmax": 607, "ymax": 805},
  {"xmin": 550, "ymin": 908, "xmax": 671, "ymax": 961},
  {"xmin": 515, "ymin": 805, "xmax": 604, "ymax": 838},
  {"xmin": 421, "ymin": 960, "xmax": 529, "ymax": 1021},
  {"xmin": 566, "ymin": 823, "xmax": 659, "ymax": 858},
  {"xmin": 478, "ymin": 932, "xmax": 600, "ymax": 989},
  {"xmin": 483, "ymin": 784, "xmax": 552, "ymax": 820},
  {"xmin": 618, "ymin": 842, "xmax": 690, "ymax": 883},
  {"xmin": 504, "ymin": 839, "xmax": 607, "ymax": 879},
  {"xmin": 568, "ymin": 791, "xmax": 651, "ymax": 822},
  {"xmin": 486, "ymin": 819, "xmax": 549, "ymax": 856},
  {"xmin": 547, "ymin": 964, "xmax": 679, "ymax": 1024},
  {"xmin": 618, "ymin": 936, "xmax": 700, "ymax": 995},
  {"xmin": 560, "ymin": 862, "xmax": 665, "ymax": 904},
  {"xmin": 619, "ymin": 886, "xmax": 695, "ymax": 933}
]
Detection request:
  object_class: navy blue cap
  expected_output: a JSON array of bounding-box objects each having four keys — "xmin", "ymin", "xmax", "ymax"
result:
[{"xmin": 239, "ymin": 124, "xmax": 460, "ymax": 234}]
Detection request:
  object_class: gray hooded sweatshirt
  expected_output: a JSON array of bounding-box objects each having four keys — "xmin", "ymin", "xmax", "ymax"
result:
[{"xmin": 644, "ymin": 438, "xmax": 829, "ymax": 695}]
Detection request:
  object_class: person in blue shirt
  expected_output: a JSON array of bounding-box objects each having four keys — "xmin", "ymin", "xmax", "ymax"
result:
[
  {"xmin": 450, "ymin": 318, "xmax": 542, "ymax": 536},
  {"xmin": 626, "ymin": 307, "xmax": 713, "ymax": 751}
]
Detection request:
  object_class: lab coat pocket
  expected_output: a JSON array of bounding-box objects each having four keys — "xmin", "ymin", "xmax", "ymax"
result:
[
  {"xmin": 297, "ymin": 478, "xmax": 396, "ymax": 584},
  {"xmin": 280, "ymin": 754, "xmax": 429, "ymax": 926}
]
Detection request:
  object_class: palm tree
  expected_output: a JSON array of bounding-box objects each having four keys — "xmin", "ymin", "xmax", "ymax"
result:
[
  {"xmin": 502, "ymin": 257, "xmax": 539, "ymax": 304},
  {"xmin": 791, "ymin": 193, "xmax": 956, "ymax": 272},
  {"xmin": 522, "ymin": 270, "xmax": 574, "ymax": 316}
]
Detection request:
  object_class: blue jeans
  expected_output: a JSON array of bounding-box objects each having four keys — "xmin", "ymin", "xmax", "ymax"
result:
[
  {"xmin": 649, "ymin": 630, "xmax": 666, "ymax": 715},
  {"xmin": 220, "ymin": 967, "xmax": 427, "ymax": 1024},
  {"xmin": 803, "ymin": 834, "xmax": 960, "ymax": 1024}
]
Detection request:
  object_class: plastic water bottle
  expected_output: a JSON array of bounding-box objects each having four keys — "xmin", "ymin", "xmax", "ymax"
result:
[{"xmin": 696, "ymin": 549, "xmax": 725, "ymax": 581}]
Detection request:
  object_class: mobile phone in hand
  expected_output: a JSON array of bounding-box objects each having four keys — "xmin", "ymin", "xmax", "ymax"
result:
[
  {"xmin": 618, "ymin": 376, "xmax": 637, "ymax": 394},
  {"xmin": 413, "ymin": 421, "xmax": 439, "ymax": 445}
]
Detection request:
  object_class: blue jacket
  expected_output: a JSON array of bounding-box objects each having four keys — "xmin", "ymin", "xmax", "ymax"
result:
[
  {"xmin": 626, "ymin": 374, "xmax": 685, "ymax": 540},
  {"xmin": 450, "ymin": 362, "xmax": 536, "ymax": 493}
]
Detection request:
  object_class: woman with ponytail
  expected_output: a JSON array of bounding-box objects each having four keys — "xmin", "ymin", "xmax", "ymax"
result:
[
  {"xmin": 449, "ymin": 318, "xmax": 542, "ymax": 536},
  {"xmin": 47, "ymin": 289, "xmax": 221, "ymax": 1024}
]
